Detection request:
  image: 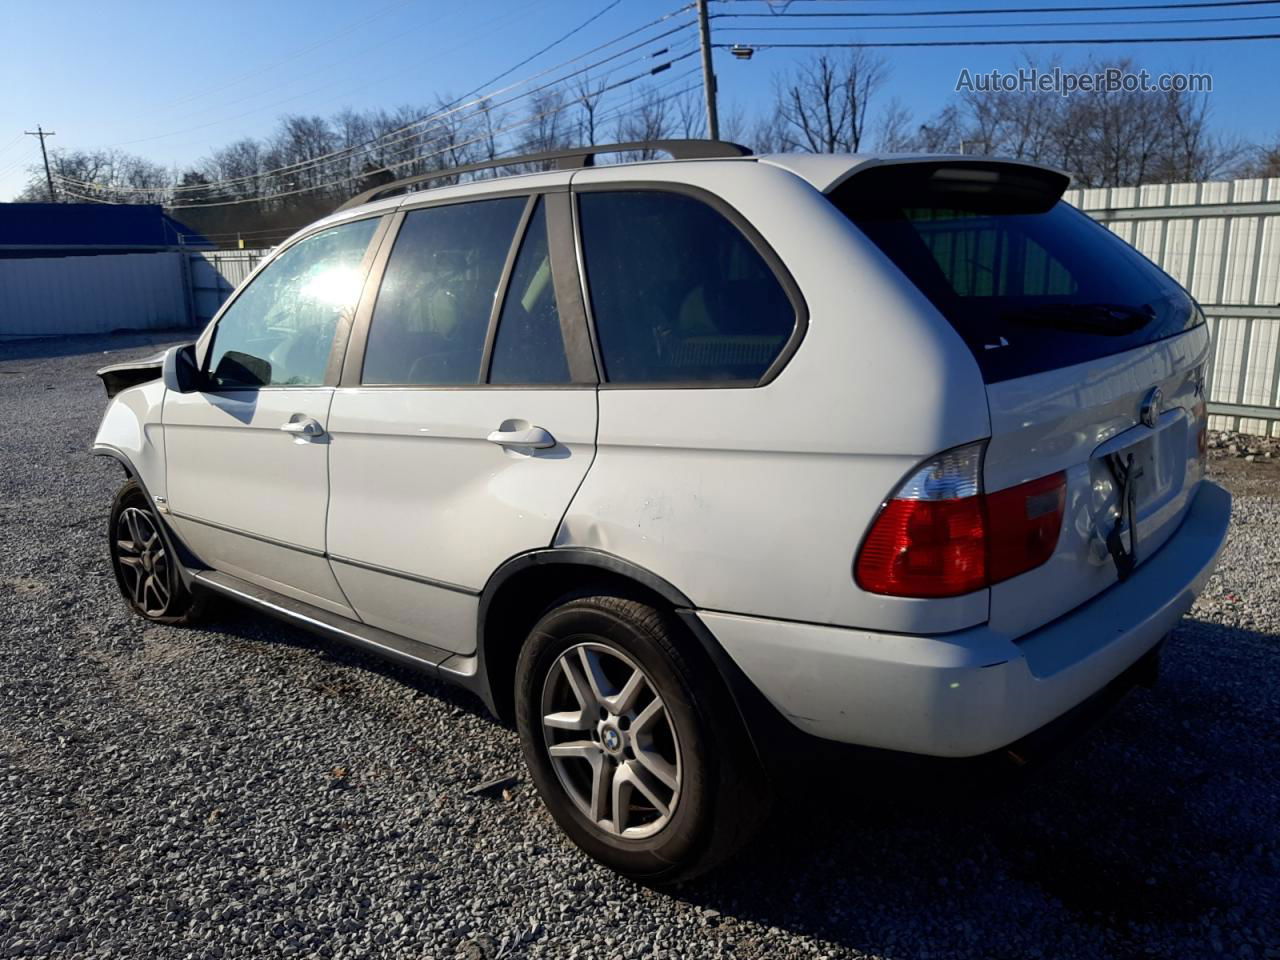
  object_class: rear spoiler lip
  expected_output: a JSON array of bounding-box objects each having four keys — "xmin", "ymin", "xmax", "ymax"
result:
[
  {"xmin": 825, "ymin": 156, "xmax": 1072, "ymax": 200},
  {"xmin": 758, "ymin": 152, "xmax": 1071, "ymax": 198}
]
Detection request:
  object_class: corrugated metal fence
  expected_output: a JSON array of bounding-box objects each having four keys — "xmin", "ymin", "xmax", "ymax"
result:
[
  {"xmin": 0, "ymin": 251, "xmax": 189, "ymax": 339},
  {"xmin": 1065, "ymin": 178, "xmax": 1280, "ymax": 437},
  {"xmin": 187, "ymin": 248, "xmax": 272, "ymax": 326}
]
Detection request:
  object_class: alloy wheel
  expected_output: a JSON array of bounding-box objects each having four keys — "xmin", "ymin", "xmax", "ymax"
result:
[
  {"xmin": 115, "ymin": 506, "xmax": 172, "ymax": 617},
  {"xmin": 540, "ymin": 642, "xmax": 683, "ymax": 839}
]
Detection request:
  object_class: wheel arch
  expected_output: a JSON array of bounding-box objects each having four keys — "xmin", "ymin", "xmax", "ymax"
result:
[
  {"xmin": 93, "ymin": 446, "xmax": 205, "ymax": 586},
  {"xmin": 477, "ymin": 549, "xmax": 694, "ymax": 724},
  {"xmin": 475, "ymin": 549, "xmax": 790, "ymax": 778}
]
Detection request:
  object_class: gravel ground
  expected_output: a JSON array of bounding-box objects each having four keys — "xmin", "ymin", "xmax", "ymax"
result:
[{"xmin": 1, "ymin": 333, "xmax": 1277, "ymax": 960}]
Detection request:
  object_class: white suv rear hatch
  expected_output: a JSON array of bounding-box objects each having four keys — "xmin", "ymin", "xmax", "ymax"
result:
[{"xmin": 830, "ymin": 160, "xmax": 1210, "ymax": 638}]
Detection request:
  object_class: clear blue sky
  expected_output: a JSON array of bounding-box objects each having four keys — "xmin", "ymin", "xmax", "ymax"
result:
[{"xmin": 1, "ymin": 0, "xmax": 1277, "ymax": 200}]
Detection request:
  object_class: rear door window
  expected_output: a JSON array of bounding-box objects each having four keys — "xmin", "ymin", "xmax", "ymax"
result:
[
  {"xmin": 362, "ymin": 197, "xmax": 525, "ymax": 386},
  {"xmin": 577, "ymin": 190, "xmax": 797, "ymax": 384},
  {"xmin": 488, "ymin": 198, "xmax": 571, "ymax": 384},
  {"xmin": 830, "ymin": 163, "xmax": 1202, "ymax": 383}
]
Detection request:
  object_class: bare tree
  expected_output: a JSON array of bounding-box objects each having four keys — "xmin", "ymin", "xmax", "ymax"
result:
[
  {"xmin": 1235, "ymin": 137, "xmax": 1280, "ymax": 178},
  {"xmin": 574, "ymin": 74, "xmax": 608, "ymax": 146},
  {"xmin": 519, "ymin": 89, "xmax": 572, "ymax": 161},
  {"xmin": 614, "ymin": 88, "xmax": 674, "ymax": 158},
  {"xmin": 748, "ymin": 107, "xmax": 789, "ymax": 154},
  {"xmin": 675, "ymin": 90, "xmax": 706, "ymax": 140},
  {"xmin": 19, "ymin": 148, "xmax": 171, "ymax": 203},
  {"xmin": 773, "ymin": 50, "xmax": 887, "ymax": 153},
  {"xmin": 873, "ymin": 98, "xmax": 915, "ymax": 152},
  {"xmin": 905, "ymin": 56, "xmax": 1242, "ymax": 187}
]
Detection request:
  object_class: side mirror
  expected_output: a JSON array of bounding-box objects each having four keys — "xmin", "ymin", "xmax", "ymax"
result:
[
  {"xmin": 162, "ymin": 343, "xmax": 206, "ymax": 393},
  {"xmin": 211, "ymin": 350, "xmax": 272, "ymax": 388}
]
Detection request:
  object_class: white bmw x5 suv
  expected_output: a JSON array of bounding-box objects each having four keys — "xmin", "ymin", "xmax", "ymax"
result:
[{"xmin": 95, "ymin": 140, "xmax": 1231, "ymax": 882}]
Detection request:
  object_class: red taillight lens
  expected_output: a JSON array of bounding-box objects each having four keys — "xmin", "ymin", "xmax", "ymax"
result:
[
  {"xmin": 855, "ymin": 444, "xmax": 1067, "ymax": 598},
  {"xmin": 855, "ymin": 497, "xmax": 987, "ymax": 597},
  {"xmin": 985, "ymin": 471, "xmax": 1067, "ymax": 584}
]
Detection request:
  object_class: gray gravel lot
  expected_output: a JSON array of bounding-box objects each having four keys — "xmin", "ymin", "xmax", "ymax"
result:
[{"xmin": 1, "ymin": 333, "xmax": 1277, "ymax": 960}]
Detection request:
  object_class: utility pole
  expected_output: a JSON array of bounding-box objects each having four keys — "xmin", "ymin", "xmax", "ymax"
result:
[
  {"xmin": 695, "ymin": 0, "xmax": 720, "ymax": 140},
  {"xmin": 24, "ymin": 125, "xmax": 56, "ymax": 201}
]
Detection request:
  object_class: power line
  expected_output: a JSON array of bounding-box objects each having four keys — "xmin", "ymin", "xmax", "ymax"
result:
[
  {"xmin": 66, "ymin": 5, "xmax": 695, "ymax": 197},
  {"xmin": 717, "ymin": 32, "xmax": 1280, "ymax": 47},
  {"xmin": 713, "ymin": 0, "xmax": 1280, "ymax": 15},
  {"xmin": 61, "ymin": 13, "xmax": 697, "ymax": 198},
  {"xmin": 727, "ymin": 10, "xmax": 1280, "ymax": 27},
  {"xmin": 445, "ymin": 0, "xmax": 626, "ymax": 108},
  {"xmin": 57, "ymin": 37, "xmax": 696, "ymax": 201},
  {"xmin": 163, "ymin": 67, "xmax": 705, "ymax": 209},
  {"xmin": 718, "ymin": 12, "xmax": 1280, "ymax": 29}
]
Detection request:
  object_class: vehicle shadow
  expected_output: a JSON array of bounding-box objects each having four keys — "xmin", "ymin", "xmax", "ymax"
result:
[
  {"xmin": 183, "ymin": 604, "xmax": 1278, "ymax": 956},
  {"xmin": 195, "ymin": 597, "xmax": 498, "ymax": 725},
  {"xmin": 666, "ymin": 617, "xmax": 1279, "ymax": 956},
  {"xmin": 0, "ymin": 329, "xmax": 196, "ymax": 363}
]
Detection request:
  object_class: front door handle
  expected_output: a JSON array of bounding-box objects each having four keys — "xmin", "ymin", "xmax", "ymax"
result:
[
  {"xmin": 486, "ymin": 423, "xmax": 556, "ymax": 449},
  {"xmin": 280, "ymin": 416, "xmax": 325, "ymax": 439}
]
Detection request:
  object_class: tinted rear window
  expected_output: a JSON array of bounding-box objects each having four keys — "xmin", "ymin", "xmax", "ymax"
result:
[{"xmin": 830, "ymin": 163, "xmax": 1203, "ymax": 383}]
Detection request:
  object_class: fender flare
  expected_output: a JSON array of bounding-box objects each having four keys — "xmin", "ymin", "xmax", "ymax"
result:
[{"xmin": 476, "ymin": 547, "xmax": 795, "ymax": 775}]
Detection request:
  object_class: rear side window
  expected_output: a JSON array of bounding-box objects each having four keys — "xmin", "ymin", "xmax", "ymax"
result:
[
  {"xmin": 577, "ymin": 190, "xmax": 796, "ymax": 384},
  {"xmin": 362, "ymin": 197, "xmax": 525, "ymax": 386},
  {"xmin": 206, "ymin": 217, "xmax": 378, "ymax": 388},
  {"xmin": 831, "ymin": 163, "xmax": 1201, "ymax": 383}
]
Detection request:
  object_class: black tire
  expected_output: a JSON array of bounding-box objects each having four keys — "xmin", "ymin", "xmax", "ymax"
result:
[
  {"xmin": 108, "ymin": 479, "xmax": 205, "ymax": 625},
  {"xmin": 515, "ymin": 594, "xmax": 768, "ymax": 884}
]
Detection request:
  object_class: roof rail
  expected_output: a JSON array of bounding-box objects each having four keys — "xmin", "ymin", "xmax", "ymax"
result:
[{"xmin": 336, "ymin": 139, "xmax": 753, "ymax": 212}]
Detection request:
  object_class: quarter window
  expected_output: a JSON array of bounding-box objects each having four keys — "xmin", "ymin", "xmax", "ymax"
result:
[
  {"xmin": 577, "ymin": 191, "xmax": 796, "ymax": 384},
  {"xmin": 362, "ymin": 197, "xmax": 525, "ymax": 386},
  {"xmin": 205, "ymin": 217, "xmax": 379, "ymax": 388}
]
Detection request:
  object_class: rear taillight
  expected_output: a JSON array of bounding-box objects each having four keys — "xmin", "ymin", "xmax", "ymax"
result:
[{"xmin": 855, "ymin": 442, "xmax": 1067, "ymax": 598}]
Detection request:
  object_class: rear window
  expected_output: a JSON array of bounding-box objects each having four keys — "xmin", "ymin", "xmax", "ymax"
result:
[{"xmin": 830, "ymin": 163, "xmax": 1203, "ymax": 383}]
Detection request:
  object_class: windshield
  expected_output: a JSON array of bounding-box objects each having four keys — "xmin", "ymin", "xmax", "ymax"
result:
[{"xmin": 830, "ymin": 163, "xmax": 1203, "ymax": 383}]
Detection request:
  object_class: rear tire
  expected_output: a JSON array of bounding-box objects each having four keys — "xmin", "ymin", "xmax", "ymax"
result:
[
  {"xmin": 108, "ymin": 479, "xmax": 205, "ymax": 625},
  {"xmin": 515, "ymin": 594, "xmax": 768, "ymax": 884}
]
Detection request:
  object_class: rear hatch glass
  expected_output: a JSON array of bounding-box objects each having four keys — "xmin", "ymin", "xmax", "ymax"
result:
[{"xmin": 828, "ymin": 162, "xmax": 1204, "ymax": 382}]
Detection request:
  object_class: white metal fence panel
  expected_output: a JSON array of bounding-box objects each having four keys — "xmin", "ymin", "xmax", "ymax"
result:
[
  {"xmin": 1066, "ymin": 176, "xmax": 1280, "ymax": 437},
  {"xmin": 0, "ymin": 252, "xmax": 189, "ymax": 340}
]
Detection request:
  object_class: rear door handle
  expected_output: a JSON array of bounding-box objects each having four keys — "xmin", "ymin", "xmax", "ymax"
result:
[
  {"xmin": 486, "ymin": 424, "xmax": 556, "ymax": 449},
  {"xmin": 280, "ymin": 416, "xmax": 325, "ymax": 439}
]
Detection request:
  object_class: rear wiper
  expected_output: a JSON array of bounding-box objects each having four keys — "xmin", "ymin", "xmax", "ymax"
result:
[{"xmin": 1002, "ymin": 302, "xmax": 1154, "ymax": 335}]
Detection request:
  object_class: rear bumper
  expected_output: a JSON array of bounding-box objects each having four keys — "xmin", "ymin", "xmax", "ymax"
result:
[{"xmin": 701, "ymin": 480, "xmax": 1231, "ymax": 757}]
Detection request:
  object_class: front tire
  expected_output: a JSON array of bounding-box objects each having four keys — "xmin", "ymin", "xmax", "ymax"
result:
[
  {"xmin": 515, "ymin": 595, "xmax": 767, "ymax": 883},
  {"xmin": 108, "ymin": 479, "xmax": 204, "ymax": 624}
]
